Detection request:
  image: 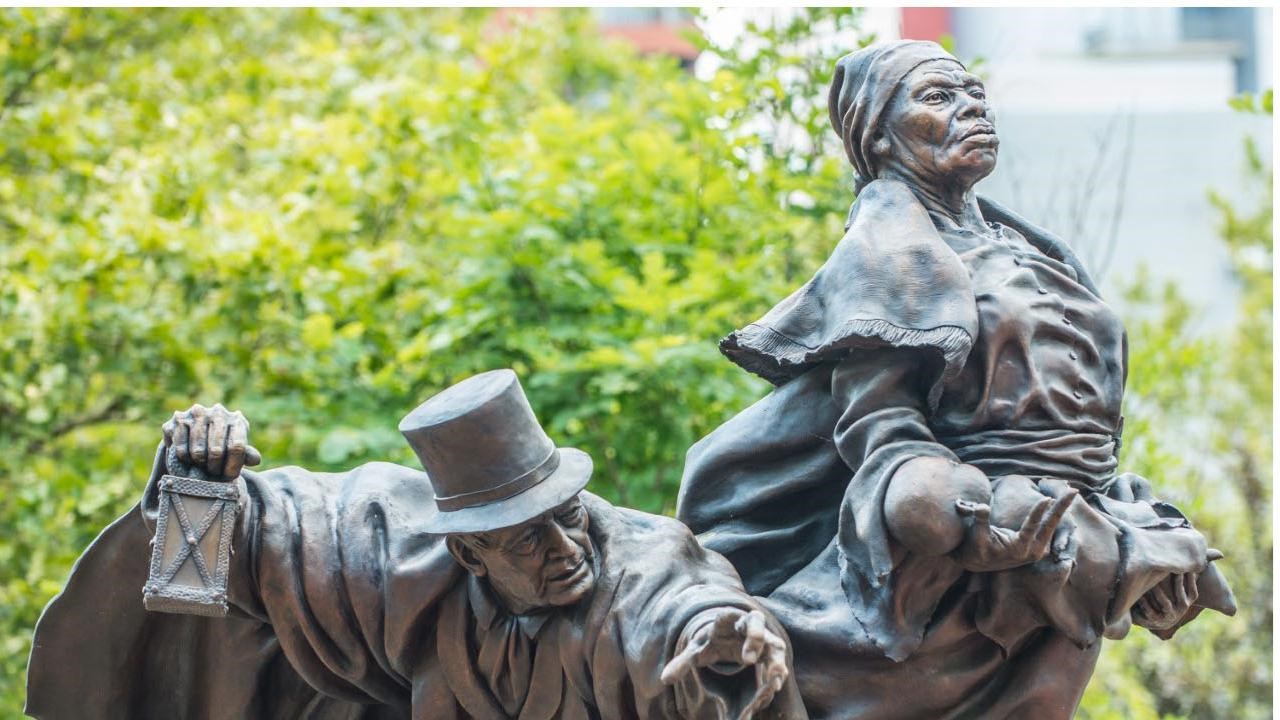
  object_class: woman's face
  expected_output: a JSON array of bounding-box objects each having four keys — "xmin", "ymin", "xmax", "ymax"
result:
[{"xmin": 875, "ymin": 59, "xmax": 998, "ymax": 191}]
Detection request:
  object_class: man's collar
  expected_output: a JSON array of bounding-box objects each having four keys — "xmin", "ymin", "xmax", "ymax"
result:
[{"xmin": 466, "ymin": 574, "xmax": 553, "ymax": 639}]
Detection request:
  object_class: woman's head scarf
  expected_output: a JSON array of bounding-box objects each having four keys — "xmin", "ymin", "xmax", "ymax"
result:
[{"xmin": 828, "ymin": 40, "xmax": 964, "ymax": 186}]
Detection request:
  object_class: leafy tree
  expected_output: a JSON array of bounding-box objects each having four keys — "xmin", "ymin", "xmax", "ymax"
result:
[
  {"xmin": 0, "ymin": 8, "xmax": 854, "ymax": 706},
  {"xmin": 0, "ymin": 8, "xmax": 1269, "ymax": 718},
  {"xmin": 1077, "ymin": 97, "xmax": 1273, "ymax": 720}
]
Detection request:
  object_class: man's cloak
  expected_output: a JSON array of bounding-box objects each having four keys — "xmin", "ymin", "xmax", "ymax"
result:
[{"xmin": 27, "ymin": 455, "xmax": 804, "ymax": 720}]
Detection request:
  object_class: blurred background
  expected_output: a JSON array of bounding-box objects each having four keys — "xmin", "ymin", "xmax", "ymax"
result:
[{"xmin": 0, "ymin": 7, "xmax": 1270, "ymax": 718}]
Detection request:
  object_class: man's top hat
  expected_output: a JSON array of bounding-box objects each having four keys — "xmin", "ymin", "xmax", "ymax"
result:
[{"xmin": 398, "ymin": 369, "xmax": 593, "ymax": 534}]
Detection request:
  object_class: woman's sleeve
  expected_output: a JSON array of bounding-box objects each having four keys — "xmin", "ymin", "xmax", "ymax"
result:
[
  {"xmin": 829, "ymin": 346, "xmax": 970, "ymax": 661},
  {"xmin": 830, "ymin": 346, "xmax": 956, "ymax": 472}
]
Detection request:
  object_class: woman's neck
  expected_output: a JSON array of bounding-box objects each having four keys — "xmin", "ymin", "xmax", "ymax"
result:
[{"xmin": 879, "ymin": 168, "xmax": 987, "ymax": 234}]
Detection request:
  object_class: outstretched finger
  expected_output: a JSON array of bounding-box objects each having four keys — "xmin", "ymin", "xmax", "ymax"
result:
[
  {"xmin": 1030, "ymin": 492, "xmax": 1076, "ymax": 548},
  {"xmin": 740, "ymin": 685, "xmax": 777, "ymax": 720},
  {"xmin": 1012, "ymin": 497, "xmax": 1053, "ymax": 554},
  {"xmin": 763, "ymin": 631, "xmax": 789, "ymax": 688},
  {"xmin": 742, "ymin": 641, "xmax": 788, "ymax": 720},
  {"xmin": 707, "ymin": 608, "xmax": 735, "ymax": 636},
  {"xmin": 662, "ymin": 620, "xmax": 717, "ymax": 686},
  {"xmin": 660, "ymin": 638, "xmax": 705, "ymax": 686},
  {"xmin": 736, "ymin": 610, "xmax": 768, "ymax": 665},
  {"xmin": 740, "ymin": 668, "xmax": 779, "ymax": 720}
]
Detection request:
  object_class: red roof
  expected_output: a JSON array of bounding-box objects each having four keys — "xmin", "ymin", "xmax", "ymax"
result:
[
  {"xmin": 600, "ymin": 22, "xmax": 699, "ymax": 61},
  {"xmin": 488, "ymin": 9, "xmax": 699, "ymax": 62}
]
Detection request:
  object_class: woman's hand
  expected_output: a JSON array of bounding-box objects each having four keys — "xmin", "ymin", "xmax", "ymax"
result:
[
  {"xmin": 1132, "ymin": 573, "xmax": 1199, "ymax": 631},
  {"xmin": 952, "ymin": 491, "xmax": 1076, "ymax": 572}
]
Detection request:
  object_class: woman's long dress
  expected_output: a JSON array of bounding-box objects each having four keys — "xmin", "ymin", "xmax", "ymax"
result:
[{"xmin": 678, "ymin": 182, "xmax": 1234, "ymax": 719}]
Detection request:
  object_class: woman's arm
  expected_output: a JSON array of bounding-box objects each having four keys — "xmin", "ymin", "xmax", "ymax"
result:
[
  {"xmin": 831, "ymin": 346, "xmax": 977, "ymax": 556},
  {"xmin": 831, "ymin": 347, "xmax": 1072, "ymax": 568}
]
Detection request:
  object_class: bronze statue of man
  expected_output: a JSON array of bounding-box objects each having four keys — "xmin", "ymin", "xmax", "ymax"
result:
[{"xmin": 27, "ymin": 370, "xmax": 803, "ymax": 720}]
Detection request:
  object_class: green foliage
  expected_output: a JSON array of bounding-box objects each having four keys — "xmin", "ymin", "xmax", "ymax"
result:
[
  {"xmin": 1227, "ymin": 88, "xmax": 1273, "ymax": 115},
  {"xmin": 693, "ymin": 8, "xmax": 870, "ymax": 176},
  {"xmin": 0, "ymin": 8, "xmax": 867, "ymax": 708},
  {"xmin": 1077, "ymin": 95, "xmax": 1273, "ymax": 720},
  {"xmin": 0, "ymin": 8, "xmax": 1269, "ymax": 717}
]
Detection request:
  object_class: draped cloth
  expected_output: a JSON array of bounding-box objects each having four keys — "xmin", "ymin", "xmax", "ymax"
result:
[
  {"xmin": 27, "ymin": 455, "xmax": 807, "ymax": 720},
  {"xmin": 719, "ymin": 180, "xmax": 977, "ymax": 408},
  {"xmin": 678, "ymin": 180, "xmax": 1235, "ymax": 719}
]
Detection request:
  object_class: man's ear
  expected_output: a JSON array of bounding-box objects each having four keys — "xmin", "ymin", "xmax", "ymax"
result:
[{"xmin": 447, "ymin": 535, "xmax": 488, "ymax": 577}]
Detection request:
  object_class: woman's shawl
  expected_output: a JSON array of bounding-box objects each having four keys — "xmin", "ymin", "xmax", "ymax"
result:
[
  {"xmin": 719, "ymin": 179, "xmax": 1099, "ymax": 410},
  {"xmin": 720, "ymin": 180, "xmax": 977, "ymax": 409}
]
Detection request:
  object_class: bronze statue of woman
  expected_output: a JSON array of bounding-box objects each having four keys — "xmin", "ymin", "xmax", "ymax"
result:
[{"xmin": 678, "ymin": 40, "xmax": 1236, "ymax": 719}]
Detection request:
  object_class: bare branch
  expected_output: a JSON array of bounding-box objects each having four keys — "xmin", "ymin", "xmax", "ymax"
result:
[{"xmin": 1095, "ymin": 111, "xmax": 1136, "ymax": 282}]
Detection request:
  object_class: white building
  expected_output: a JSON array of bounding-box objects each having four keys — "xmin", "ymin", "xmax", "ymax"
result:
[
  {"xmin": 698, "ymin": 7, "xmax": 1273, "ymax": 326},
  {"xmin": 947, "ymin": 7, "xmax": 1273, "ymax": 326}
]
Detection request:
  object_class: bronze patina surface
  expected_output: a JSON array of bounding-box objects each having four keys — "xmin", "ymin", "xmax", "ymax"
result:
[{"xmin": 679, "ymin": 40, "xmax": 1235, "ymax": 720}]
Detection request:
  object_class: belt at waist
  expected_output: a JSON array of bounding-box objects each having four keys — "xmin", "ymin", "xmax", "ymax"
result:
[{"xmin": 934, "ymin": 428, "xmax": 1118, "ymax": 490}]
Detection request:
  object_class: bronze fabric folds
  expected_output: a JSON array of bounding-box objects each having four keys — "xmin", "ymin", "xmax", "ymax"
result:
[{"xmin": 937, "ymin": 428, "xmax": 1118, "ymax": 490}]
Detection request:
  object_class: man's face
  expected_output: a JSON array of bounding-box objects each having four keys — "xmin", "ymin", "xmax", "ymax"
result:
[
  {"xmin": 451, "ymin": 496, "xmax": 596, "ymax": 613},
  {"xmin": 878, "ymin": 60, "xmax": 998, "ymax": 187}
]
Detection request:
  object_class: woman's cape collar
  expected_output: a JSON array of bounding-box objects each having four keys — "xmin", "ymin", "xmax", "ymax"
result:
[
  {"xmin": 719, "ymin": 180, "xmax": 1098, "ymax": 408},
  {"xmin": 720, "ymin": 179, "xmax": 977, "ymax": 408}
]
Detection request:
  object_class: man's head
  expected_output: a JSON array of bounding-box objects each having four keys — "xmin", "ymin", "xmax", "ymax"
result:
[
  {"xmin": 398, "ymin": 368, "xmax": 598, "ymax": 611},
  {"xmin": 446, "ymin": 494, "xmax": 596, "ymax": 613}
]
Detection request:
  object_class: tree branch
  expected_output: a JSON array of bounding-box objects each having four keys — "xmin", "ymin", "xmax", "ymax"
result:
[
  {"xmin": 23, "ymin": 396, "xmax": 128, "ymax": 457},
  {"xmin": 0, "ymin": 23, "xmax": 68, "ymax": 121}
]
